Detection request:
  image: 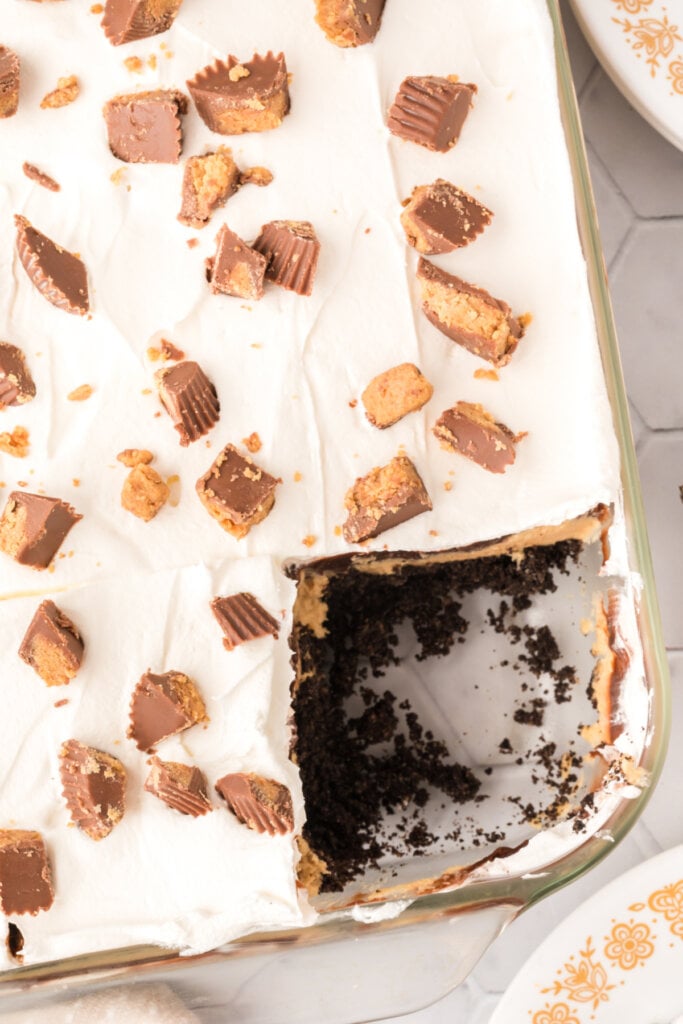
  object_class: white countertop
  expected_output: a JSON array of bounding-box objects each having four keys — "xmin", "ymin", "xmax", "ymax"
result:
[{"xmin": 380, "ymin": 2, "xmax": 683, "ymax": 1021}]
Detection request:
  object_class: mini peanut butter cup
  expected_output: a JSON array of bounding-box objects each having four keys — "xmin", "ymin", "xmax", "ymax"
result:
[
  {"xmin": 0, "ymin": 491, "xmax": 82, "ymax": 569},
  {"xmin": 178, "ymin": 147, "xmax": 241, "ymax": 229},
  {"xmin": 434, "ymin": 402, "xmax": 523, "ymax": 474},
  {"xmin": 211, "ymin": 592, "xmax": 280, "ymax": 651},
  {"xmin": 187, "ymin": 52, "xmax": 290, "ymax": 135},
  {"xmin": 196, "ymin": 444, "xmax": 279, "ymax": 539},
  {"xmin": 144, "ymin": 757, "xmax": 212, "ymax": 817},
  {"xmin": 206, "ymin": 225, "xmax": 268, "ymax": 300},
  {"xmin": 314, "ymin": 0, "xmax": 386, "ymax": 47},
  {"xmin": 19, "ymin": 600, "xmax": 84, "ymax": 687},
  {"xmin": 401, "ymin": 180, "xmax": 493, "ymax": 255},
  {"xmin": 343, "ymin": 455, "xmax": 432, "ymax": 544},
  {"xmin": 155, "ymin": 360, "xmax": 220, "ymax": 446},
  {"xmin": 253, "ymin": 220, "xmax": 320, "ymax": 296},
  {"xmin": 15, "ymin": 216, "xmax": 89, "ymax": 316},
  {"xmin": 215, "ymin": 772, "xmax": 294, "ymax": 835},
  {"xmin": 59, "ymin": 740, "xmax": 126, "ymax": 841},
  {"xmin": 102, "ymin": 0, "xmax": 184, "ymax": 46},
  {"xmin": 104, "ymin": 89, "xmax": 188, "ymax": 164},
  {"xmin": 361, "ymin": 363, "xmax": 433, "ymax": 429},
  {"xmin": 0, "ymin": 342, "xmax": 35, "ymax": 408},
  {"xmin": 0, "ymin": 831, "xmax": 54, "ymax": 916},
  {"xmin": 388, "ymin": 76, "xmax": 477, "ymax": 152},
  {"xmin": 0, "ymin": 46, "xmax": 20, "ymax": 119},
  {"xmin": 128, "ymin": 669, "xmax": 208, "ymax": 752}
]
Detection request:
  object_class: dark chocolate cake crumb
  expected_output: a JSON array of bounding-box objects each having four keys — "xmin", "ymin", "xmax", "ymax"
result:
[
  {"xmin": 513, "ymin": 698, "xmax": 546, "ymax": 727},
  {"xmin": 6, "ymin": 923, "xmax": 23, "ymax": 962}
]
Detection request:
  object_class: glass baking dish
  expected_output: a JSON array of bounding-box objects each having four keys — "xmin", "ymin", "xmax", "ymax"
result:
[{"xmin": 0, "ymin": 3, "xmax": 669, "ymax": 1020}]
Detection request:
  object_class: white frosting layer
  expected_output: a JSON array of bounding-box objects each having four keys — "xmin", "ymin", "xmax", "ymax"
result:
[{"xmin": 0, "ymin": 0, "xmax": 637, "ymax": 966}]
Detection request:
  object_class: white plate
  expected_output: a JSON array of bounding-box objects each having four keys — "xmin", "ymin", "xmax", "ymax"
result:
[
  {"xmin": 491, "ymin": 845, "xmax": 683, "ymax": 1024},
  {"xmin": 570, "ymin": 0, "xmax": 683, "ymax": 151}
]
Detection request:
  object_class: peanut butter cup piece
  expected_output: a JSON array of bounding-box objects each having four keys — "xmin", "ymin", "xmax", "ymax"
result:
[
  {"xmin": 128, "ymin": 670, "xmax": 207, "ymax": 752},
  {"xmin": 388, "ymin": 77, "xmax": 477, "ymax": 152},
  {"xmin": 0, "ymin": 342, "xmax": 36, "ymax": 408},
  {"xmin": 187, "ymin": 52, "xmax": 290, "ymax": 135},
  {"xmin": 104, "ymin": 89, "xmax": 188, "ymax": 163},
  {"xmin": 361, "ymin": 363, "xmax": 433, "ymax": 429},
  {"xmin": 215, "ymin": 773, "xmax": 294, "ymax": 835},
  {"xmin": 253, "ymin": 220, "xmax": 320, "ymax": 296},
  {"xmin": 417, "ymin": 258, "xmax": 524, "ymax": 367},
  {"xmin": 0, "ymin": 47, "xmax": 20, "ymax": 119},
  {"xmin": 401, "ymin": 180, "xmax": 493, "ymax": 255},
  {"xmin": 0, "ymin": 831, "xmax": 53, "ymax": 916},
  {"xmin": 0, "ymin": 491, "xmax": 82, "ymax": 569},
  {"xmin": 121, "ymin": 463, "xmax": 169, "ymax": 521},
  {"xmin": 196, "ymin": 444, "xmax": 279, "ymax": 539},
  {"xmin": 22, "ymin": 162, "xmax": 60, "ymax": 192},
  {"xmin": 59, "ymin": 740, "xmax": 126, "ymax": 841},
  {"xmin": 40, "ymin": 75, "xmax": 79, "ymax": 110},
  {"xmin": 19, "ymin": 600, "xmax": 84, "ymax": 687},
  {"xmin": 211, "ymin": 593, "xmax": 279, "ymax": 651},
  {"xmin": 178, "ymin": 147, "xmax": 241, "ymax": 229},
  {"xmin": 15, "ymin": 216, "xmax": 89, "ymax": 316},
  {"xmin": 343, "ymin": 455, "xmax": 432, "ymax": 544},
  {"xmin": 434, "ymin": 401, "xmax": 523, "ymax": 474},
  {"xmin": 144, "ymin": 757, "xmax": 212, "ymax": 817},
  {"xmin": 206, "ymin": 225, "xmax": 267, "ymax": 300},
  {"xmin": 102, "ymin": 0, "xmax": 184, "ymax": 46},
  {"xmin": 155, "ymin": 360, "xmax": 219, "ymax": 446},
  {"xmin": 314, "ymin": 0, "xmax": 386, "ymax": 47}
]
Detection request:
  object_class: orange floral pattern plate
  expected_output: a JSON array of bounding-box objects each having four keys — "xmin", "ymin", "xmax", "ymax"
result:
[
  {"xmin": 490, "ymin": 845, "xmax": 683, "ymax": 1024},
  {"xmin": 570, "ymin": 0, "xmax": 683, "ymax": 151}
]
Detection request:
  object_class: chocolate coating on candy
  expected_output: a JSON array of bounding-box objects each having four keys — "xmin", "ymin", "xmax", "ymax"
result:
[
  {"xmin": 0, "ymin": 342, "xmax": 36, "ymax": 408},
  {"xmin": 15, "ymin": 216, "xmax": 89, "ymax": 316},
  {"xmin": 388, "ymin": 77, "xmax": 477, "ymax": 152},
  {"xmin": 361, "ymin": 363, "xmax": 433, "ymax": 429},
  {"xmin": 22, "ymin": 163, "xmax": 60, "ymax": 193},
  {"xmin": 343, "ymin": 455, "xmax": 432, "ymax": 544},
  {"xmin": 314, "ymin": 0, "xmax": 386, "ymax": 47},
  {"xmin": 104, "ymin": 89, "xmax": 188, "ymax": 163},
  {"xmin": 144, "ymin": 757, "xmax": 212, "ymax": 817},
  {"xmin": 401, "ymin": 180, "xmax": 493, "ymax": 255},
  {"xmin": 155, "ymin": 360, "xmax": 220, "ymax": 446},
  {"xmin": 434, "ymin": 401, "xmax": 521, "ymax": 473},
  {"xmin": 215, "ymin": 773, "xmax": 294, "ymax": 835},
  {"xmin": 206, "ymin": 225, "xmax": 267, "ymax": 300},
  {"xmin": 178, "ymin": 148, "xmax": 241, "ymax": 229},
  {"xmin": 0, "ymin": 491, "xmax": 82, "ymax": 569},
  {"xmin": 417, "ymin": 258, "xmax": 524, "ymax": 367},
  {"xmin": 0, "ymin": 46, "xmax": 20, "ymax": 119},
  {"xmin": 253, "ymin": 220, "xmax": 320, "ymax": 296},
  {"xmin": 102, "ymin": 0, "xmax": 184, "ymax": 46},
  {"xmin": 0, "ymin": 831, "xmax": 53, "ymax": 916},
  {"xmin": 211, "ymin": 592, "xmax": 280, "ymax": 651},
  {"xmin": 196, "ymin": 444, "xmax": 279, "ymax": 539},
  {"xmin": 59, "ymin": 740, "xmax": 126, "ymax": 841},
  {"xmin": 19, "ymin": 600, "xmax": 84, "ymax": 687},
  {"xmin": 187, "ymin": 52, "xmax": 290, "ymax": 136},
  {"xmin": 128, "ymin": 669, "xmax": 207, "ymax": 752}
]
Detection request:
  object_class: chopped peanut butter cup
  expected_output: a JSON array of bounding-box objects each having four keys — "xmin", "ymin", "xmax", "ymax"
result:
[
  {"xmin": 155, "ymin": 360, "xmax": 220, "ymax": 446},
  {"xmin": 0, "ymin": 342, "xmax": 35, "ymax": 408},
  {"xmin": 215, "ymin": 773, "xmax": 294, "ymax": 835},
  {"xmin": 361, "ymin": 363, "xmax": 433, "ymax": 429},
  {"xmin": 196, "ymin": 444, "xmax": 279, "ymax": 539},
  {"xmin": 121, "ymin": 462, "xmax": 169, "ymax": 521},
  {"xmin": 0, "ymin": 46, "xmax": 20, "ymax": 119},
  {"xmin": 434, "ymin": 401, "xmax": 523, "ymax": 474},
  {"xmin": 15, "ymin": 216, "xmax": 89, "ymax": 316},
  {"xmin": 102, "ymin": 0, "xmax": 184, "ymax": 46},
  {"xmin": 104, "ymin": 89, "xmax": 188, "ymax": 163},
  {"xmin": 253, "ymin": 220, "xmax": 320, "ymax": 296},
  {"xmin": 314, "ymin": 0, "xmax": 386, "ymax": 47},
  {"xmin": 128, "ymin": 669, "xmax": 208, "ymax": 752},
  {"xmin": 417, "ymin": 258, "xmax": 524, "ymax": 367},
  {"xmin": 211, "ymin": 592, "xmax": 280, "ymax": 651},
  {"xmin": 178, "ymin": 148, "xmax": 241, "ymax": 229},
  {"xmin": 401, "ymin": 180, "xmax": 493, "ymax": 255},
  {"xmin": 19, "ymin": 600, "xmax": 84, "ymax": 687},
  {"xmin": 206, "ymin": 225, "xmax": 267, "ymax": 300},
  {"xmin": 59, "ymin": 740, "xmax": 126, "ymax": 841},
  {"xmin": 343, "ymin": 455, "xmax": 432, "ymax": 544},
  {"xmin": 388, "ymin": 76, "xmax": 477, "ymax": 152},
  {"xmin": 0, "ymin": 831, "xmax": 54, "ymax": 916},
  {"xmin": 0, "ymin": 491, "xmax": 82, "ymax": 569},
  {"xmin": 22, "ymin": 163, "xmax": 60, "ymax": 192},
  {"xmin": 145, "ymin": 757, "xmax": 212, "ymax": 817},
  {"xmin": 187, "ymin": 52, "xmax": 290, "ymax": 135}
]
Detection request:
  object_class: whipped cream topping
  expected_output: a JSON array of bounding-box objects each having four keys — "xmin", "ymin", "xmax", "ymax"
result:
[{"xmin": 0, "ymin": 0, "xmax": 641, "ymax": 965}]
